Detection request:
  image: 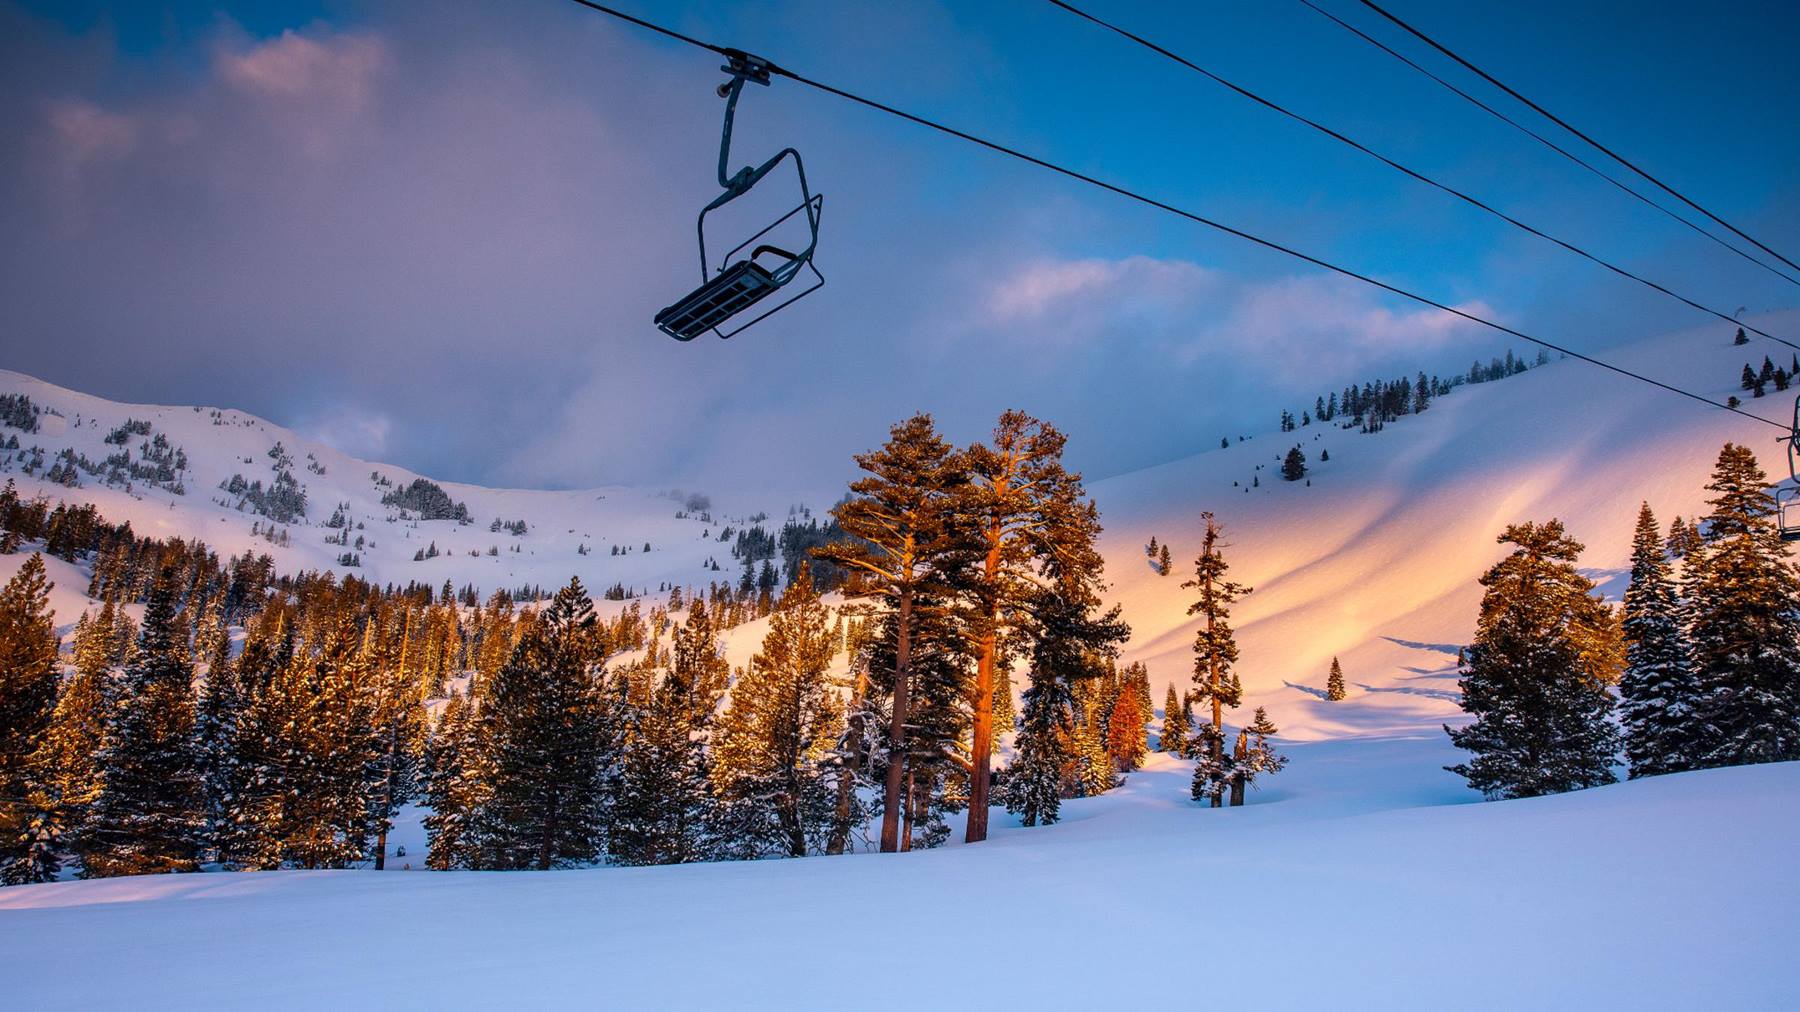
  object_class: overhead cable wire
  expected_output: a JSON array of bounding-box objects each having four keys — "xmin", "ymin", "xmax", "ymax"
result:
[
  {"xmin": 560, "ymin": 0, "xmax": 1790, "ymax": 434},
  {"xmin": 1357, "ymin": 0, "xmax": 1800, "ymax": 278},
  {"xmin": 1043, "ymin": 0, "xmax": 1799, "ymax": 350},
  {"xmin": 1296, "ymin": 0, "xmax": 1800, "ymax": 291}
]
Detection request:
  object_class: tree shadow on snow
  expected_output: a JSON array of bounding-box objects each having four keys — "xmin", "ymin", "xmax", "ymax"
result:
[
  {"xmin": 1282, "ymin": 680, "xmax": 1330, "ymax": 700},
  {"xmin": 1380, "ymin": 635, "xmax": 1464, "ymax": 656},
  {"xmin": 1356, "ymin": 682, "xmax": 1462, "ymax": 703}
]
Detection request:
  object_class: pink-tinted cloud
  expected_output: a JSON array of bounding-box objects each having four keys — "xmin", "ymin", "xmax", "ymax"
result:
[
  {"xmin": 217, "ymin": 30, "xmax": 387, "ymax": 107},
  {"xmin": 977, "ymin": 253, "xmax": 1492, "ymax": 378}
]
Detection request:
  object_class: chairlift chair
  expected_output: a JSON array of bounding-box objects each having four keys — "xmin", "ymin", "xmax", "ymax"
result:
[{"xmin": 655, "ymin": 51, "xmax": 823, "ymax": 342}]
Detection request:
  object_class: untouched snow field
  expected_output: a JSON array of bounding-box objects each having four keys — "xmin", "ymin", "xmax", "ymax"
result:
[
  {"xmin": 2, "ymin": 316, "xmax": 1797, "ymax": 1007},
  {"xmin": 3, "ymin": 743, "xmax": 1796, "ymax": 1009}
]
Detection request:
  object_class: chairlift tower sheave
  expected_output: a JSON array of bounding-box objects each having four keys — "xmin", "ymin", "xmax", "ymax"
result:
[{"xmin": 654, "ymin": 50, "xmax": 824, "ymax": 341}]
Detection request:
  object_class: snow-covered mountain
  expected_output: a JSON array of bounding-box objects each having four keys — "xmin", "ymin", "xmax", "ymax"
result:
[
  {"xmin": 2, "ymin": 314, "xmax": 1793, "ymax": 743},
  {"xmin": 1097, "ymin": 314, "xmax": 1798, "ymax": 739},
  {"xmin": 3, "ymin": 317, "xmax": 1797, "ymax": 1010},
  {"xmin": 0, "ymin": 365, "xmax": 800, "ymax": 601}
]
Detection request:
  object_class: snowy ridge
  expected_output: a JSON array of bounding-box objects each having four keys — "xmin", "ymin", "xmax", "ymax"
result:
[{"xmin": 0, "ymin": 367, "xmax": 797, "ymax": 604}]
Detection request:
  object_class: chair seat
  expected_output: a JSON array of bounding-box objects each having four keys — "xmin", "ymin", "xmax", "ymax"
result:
[{"xmin": 656, "ymin": 260, "xmax": 780, "ymax": 341}]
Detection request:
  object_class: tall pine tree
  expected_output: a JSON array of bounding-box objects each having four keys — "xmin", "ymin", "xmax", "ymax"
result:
[
  {"xmin": 1619, "ymin": 503, "xmax": 1702, "ymax": 778},
  {"xmin": 0, "ymin": 554, "xmax": 62, "ymax": 884},
  {"xmin": 1683, "ymin": 445, "xmax": 1800, "ymax": 767},
  {"xmin": 1185, "ymin": 513, "xmax": 1250, "ymax": 806},
  {"xmin": 962, "ymin": 411, "xmax": 1108, "ymax": 843},
  {"xmin": 475, "ymin": 576, "xmax": 612, "ymax": 869},
  {"xmin": 814, "ymin": 413, "xmax": 965, "ymax": 853},
  {"xmin": 713, "ymin": 565, "xmax": 842, "ymax": 858},
  {"xmin": 85, "ymin": 567, "xmax": 208, "ymax": 877}
]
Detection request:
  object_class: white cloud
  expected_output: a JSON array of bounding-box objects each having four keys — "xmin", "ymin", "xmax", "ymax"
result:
[
  {"xmin": 301, "ymin": 406, "xmax": 392, "ymax": 460},
  {"xmin": 217, "ymin": 30, "xmax": 387, "ymax": 109},
  {"xmin": 974, "ymin": 253, "xmax": 1493, "ymax": 377}
]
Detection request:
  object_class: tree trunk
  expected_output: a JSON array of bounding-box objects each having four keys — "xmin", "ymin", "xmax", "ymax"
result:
[
  {"xmin": 826, "ymin": 673, "xmax": 865, "ymax": 856},
  {"xmin": 1209, "ymin": 604, "xmax": 1225, "ymax": 809},
  {"xmin": 900, "ymin": 769, "xmax": 915, "ymax": 852},
  {"xmin": 781, "ymin": 763, "xmax": 806, "ymax": 858},
  {"xmin": 374, "ymin": 730, "xmax": 396, "ymax": 870},
  {"xmin": 880, "ymin": 591, "xmax": 913, "ymax": 853},
  {"xmin": 965, "ymin": 532, "xmax": 1005, "ymax": 844},
  {"xmin": 1229, "ymin": 729, "xmax": 1248, "ymax": 807},
  {"xmin": 537, "ymin": 792, "xmax": 559, "ymax": 871}
]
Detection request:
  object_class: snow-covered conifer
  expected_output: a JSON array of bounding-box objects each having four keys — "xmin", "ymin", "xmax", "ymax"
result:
[
  {"xmin": 85, "ymin": 568, "xmax": 208, "ymax": 877},
  {"xmin": 1619, "ymin": 503, "xmax": 1702, "ymax": 777},
  {"xmin": 1445, "ymin": 521, "xmax": 1620, "ymax": 799},
  {"xmin": 1683, "ymin": 445, "xmax": 1800, "ymax": 767}
]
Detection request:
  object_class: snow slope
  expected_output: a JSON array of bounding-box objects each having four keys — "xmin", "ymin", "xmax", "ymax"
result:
[
  {"xmin": 3, "ymin": 745, "xmax": 1795, "ymax": 1009},
  {"xmin": 0, "ymin": 366, "xmax": 800, "ymax": 605},
  {"xmin": 1094, "ymin": 315, "xmax": 1799, "ymax": 739}
]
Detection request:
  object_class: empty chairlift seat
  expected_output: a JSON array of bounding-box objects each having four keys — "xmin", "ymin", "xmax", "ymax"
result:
[
  {"xmin": 653, "ymin": 52, "xmax": 823, "ymax": 342},
  {"xmin": 656, "ymin": 247, "xmax": 797, "ymax": 342}
]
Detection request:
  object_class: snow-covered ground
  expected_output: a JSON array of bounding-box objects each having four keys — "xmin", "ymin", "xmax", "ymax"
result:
[
  {"xmin": 4, "ymin": 743, "xmax": 1795, "ymax": 1009},
  {"xmin": 2, "ymin": 315, "xmax": 1796, "ymax": 1008}
]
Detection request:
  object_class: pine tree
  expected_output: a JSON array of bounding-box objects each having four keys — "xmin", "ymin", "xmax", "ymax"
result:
[
  {"xmin": 423, "ymin": 691, "xmax": 485, "ymax": 870},
  {"xmin": 1157, "ymin": 543, "xmax": 1172, "ymax": 575},
  {"xmin": 34, "ymin": 653, "xmax": 109, "ymax": 869},
  {"xmin": 365, "ymin": 620, "xmax": 424, "ymax": 871},
  {"xmin": 1282, "ymin": 446, "xmax": 1307, "ymax": 482},
  {"xmin": 194, "ymin": 624, "xmax": 242, "ymax": 863},
  {"xmin": 961, "ymin": 410, "xmax": 1111, "ymax": 843},
  {"xmin": 278, "ymin": 615, "xmax": 380, "ymax": 870},
  {"xmin": 1325, "ymin": 656, "xmax": 1346, "ymax": 701},
  {"xmin": 474, "ymin": 577, "xmax": 612, "ymax": 869},
  {"xmin": 1159, "ymin": 684, "xmax": 1188, "ymax": 753},
  {"xmin": 1005, "ymin": 667, "xmax": 1070, "ymax": 828},
  {"xmin": 0, "ymin": 554, "xmax": 63, "ymax": 884},
  {"xmin": 1445, "ymin": 522, "xmax": 1621, "ymax": 800},
  {"xmin": 85, "ymin": 568, "xmax": 208, "ymax": 877},
  {"xmin": 1683, "ymin": 445, "xmax": 1800, "ymax": 767},
  {"xmin": 1619, "ymin": 503, "xmax": 1702, "ymax": 778},
  {"xmin": 610, "ymin": 604, "xmax": 725, "ymax": 866},
  {"xmin": 1004, "ymin": 585, "xmax": 1128, "ymax": 826},
  {"xmin": 1105, "ymin": 686, "xmax": 1147, "ymax": 771},
  {"xmin": 610, "ymin": 666, "xmax": 715, "ymax": 865},
  {"xmin": 991, "ymin": 664, "xmax": 1015, "ymax": 746},
  {"xmin": 1185, "ymin": 513, "xmax": 1250, "ymax": 806},
  {"xmin": 1231, "ymin": 707, "xmax": 1287, "ymax": 805},
  {"xmin": 1666, "ymin": 516, "xmax": 1703, "ymax": 560},
  {"xmin": 713, "ymin": 565, "xmax": 841, "ymax": 858},
  {"xmin": 814, "ymin": 413, "xmax": 965, "ymax": 852},
  {"xmin": 1073, "ymin": 721, "xmax": 1115, "ymax": 797}
]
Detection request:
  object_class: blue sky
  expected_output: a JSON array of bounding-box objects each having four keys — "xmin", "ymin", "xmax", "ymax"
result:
[{"xmin": 2, "ymin": 0, "xmax": 1796, "ymax": 494}]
